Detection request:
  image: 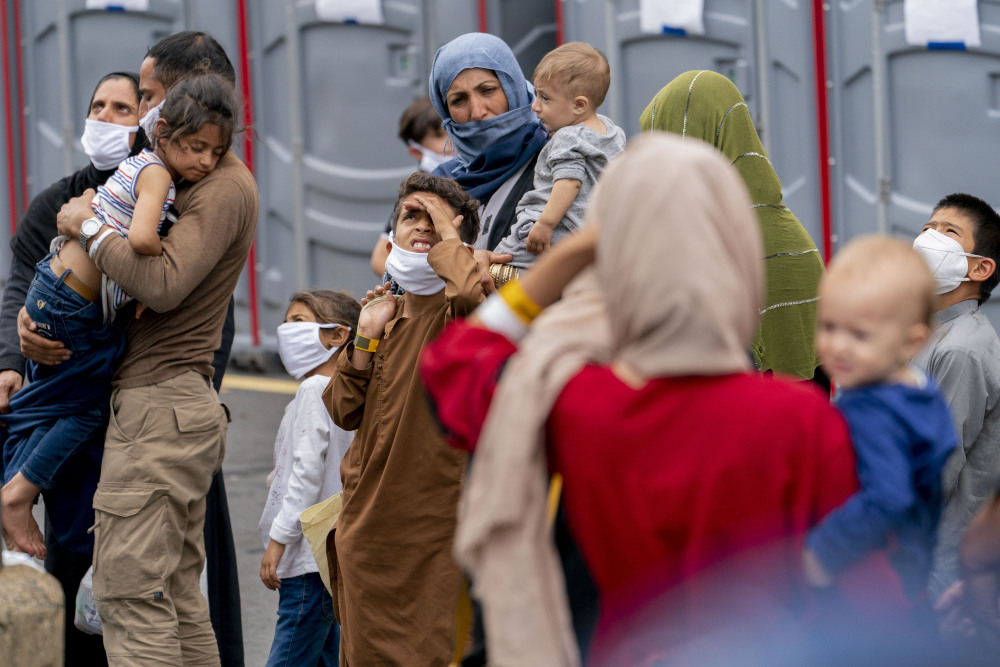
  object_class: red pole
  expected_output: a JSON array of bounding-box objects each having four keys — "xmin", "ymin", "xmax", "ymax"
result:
[
  {"xmin": 12, "ymin": 0, "xmax": 24, "ymax": 208},
  {"xmin": 811, "ymin": 0, "xmax": 833, "ymax": 263},
  {"xmin": 477, "ymin": 0, "xmax": 487, "ymax": 33},
  {"xmin": 235, "ymin": 0, "xmax": 261, "ymax": 346},
  {"xmin": 555, "ymin": 0, "xmax": 564, "ymax": 46},
  {"xmin": 1, "ymin": 0, "xmax": 19, "ymax": 235}
]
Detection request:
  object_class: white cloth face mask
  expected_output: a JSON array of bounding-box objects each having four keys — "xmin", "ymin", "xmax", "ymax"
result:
[
  {"xmin": 913, "ymin": 228, "xmax": 983, "ymax": 295},
  {"xmin": 81, "ymin": 119, "xmax": 138, "ymax": 171},
  {"xmin": 139, "ymin": 99, "xmax": 164, "ymax": 142},
  {"xmin": 383, "ymin": 242, "xmax": 446, "ymax": 295},
  {"xmin": 408, "ymin": 140, "xmax": 450, "ymax": 173},
  {"xmin": 276, "ymin": 321, "xmax": 342, "ymax": 379}
]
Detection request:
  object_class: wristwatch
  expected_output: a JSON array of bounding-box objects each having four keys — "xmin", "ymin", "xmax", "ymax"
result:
[{"xmin": 80, "ymin": 217, "xmax": 103, "ymax": 251}]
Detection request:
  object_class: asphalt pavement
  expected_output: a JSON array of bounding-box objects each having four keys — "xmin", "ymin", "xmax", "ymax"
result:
[
  {"xmin": 219, "ymin": 373, "xmax": 298, "ymax": 666},
  {"xmin": 15, "ymin": 372, "xmax": 310, "ymax": 665}
]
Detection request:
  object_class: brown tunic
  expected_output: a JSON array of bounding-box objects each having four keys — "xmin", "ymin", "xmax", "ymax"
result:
[{"xmin": 324, "ymin": 238, "xmax": 481, "ymax": 665}]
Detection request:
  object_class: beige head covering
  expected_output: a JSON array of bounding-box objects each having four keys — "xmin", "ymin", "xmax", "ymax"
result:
[{"xmin": 453, "ymin": 133, "xmax": 763, "ymax": 665}]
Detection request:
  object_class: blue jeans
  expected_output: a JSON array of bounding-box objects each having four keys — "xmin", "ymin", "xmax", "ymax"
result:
[
  {"xmin": 1, "ymin": 250, "xmax": 124, "ymax": 551},
  {"xmin": 266, "ymin": 572, "xmax": 340, "ymax": 667}
]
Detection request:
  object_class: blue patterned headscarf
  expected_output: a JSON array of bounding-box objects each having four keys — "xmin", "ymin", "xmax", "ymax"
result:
[{"xmin": 429, "ymin": 33, "xmax": 547, "ymax": 202}]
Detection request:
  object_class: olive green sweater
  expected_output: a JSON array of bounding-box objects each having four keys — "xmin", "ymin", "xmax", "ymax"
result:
[{"xmin": 94, "ymin": 151, "xmax": 258, "ymax": 388}]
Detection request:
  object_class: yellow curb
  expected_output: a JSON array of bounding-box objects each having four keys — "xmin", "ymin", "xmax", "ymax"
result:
[{"xmin": 221, "ymin": 374, "xmax": 299, "ymax": 395}]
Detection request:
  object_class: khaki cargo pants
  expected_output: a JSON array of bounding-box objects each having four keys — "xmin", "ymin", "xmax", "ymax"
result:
[{"xmin": 92, "ymin": 371, "xmax": 229, "ymax": 666}]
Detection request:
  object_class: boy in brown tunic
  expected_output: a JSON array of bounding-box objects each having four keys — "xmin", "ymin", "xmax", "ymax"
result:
[{"xmin": 325, "ymin": 172, "xmax": 482, "ymax": 665}]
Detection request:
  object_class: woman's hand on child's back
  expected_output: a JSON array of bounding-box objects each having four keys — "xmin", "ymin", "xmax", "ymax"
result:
[
  {"xmin": 260, "ymin": 539, "xmax": 286, "ymax": 591},
  {"xmin": 0, "ymin": 370, "xmax": 22, "ymax": 413}
]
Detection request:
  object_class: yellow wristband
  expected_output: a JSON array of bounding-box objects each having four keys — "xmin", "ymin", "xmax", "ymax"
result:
[
  {"xmin": 499, "ymin": 280, "xmax": 542, "ymax": 324},
  {"xmin": 354, "ymin": 334, "xmax": 380, "ymax": 353}
]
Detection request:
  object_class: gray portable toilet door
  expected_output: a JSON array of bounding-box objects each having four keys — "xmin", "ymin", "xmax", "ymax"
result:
[
  {"xmin": 829, "ymin": 0, "xmax": 1000, "ymax": 245},
  {"xmin": 572, "ymin": 0, "xmax": 760, "ymax": 137},
  {"xmin": 250, "ymin": 0, "xmax": 428, "ymax": 337}
]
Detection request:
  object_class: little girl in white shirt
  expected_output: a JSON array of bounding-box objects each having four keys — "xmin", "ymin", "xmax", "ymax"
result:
[{"xmin": 258, "ymin": 289, "xmax": 360, "ymax": 667}]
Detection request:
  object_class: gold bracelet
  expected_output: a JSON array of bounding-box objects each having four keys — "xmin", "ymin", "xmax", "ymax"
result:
[
  {"xmin": 489, "ymin": 262, "xmax": 520, "ymax": 288},
  {"xmin": 499, "ymin": 280, "xmax": 542, "ymax": 324},
  {"xmin": 354, "ymin": 334, "xmax": 380, "ymax": 353}
]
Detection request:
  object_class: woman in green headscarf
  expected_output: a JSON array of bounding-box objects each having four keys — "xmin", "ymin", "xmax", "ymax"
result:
[{"xmin": 640, "ymin": 70, "xmax": 823, "ymax": 380}]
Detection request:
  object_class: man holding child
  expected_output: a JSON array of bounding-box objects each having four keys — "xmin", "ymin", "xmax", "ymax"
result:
[{"xmin": 22, "ymin": 32, "xmax": 260, "ymax": 666}]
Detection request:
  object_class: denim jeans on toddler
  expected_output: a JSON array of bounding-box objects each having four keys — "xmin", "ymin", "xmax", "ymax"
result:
[
  {"xmin": 1, "ymin": 249, "xmax": 124, "ymax": 551},
  {"xmin": 265, "ymin": 571, "xmax": 340, "ymax": 667}
]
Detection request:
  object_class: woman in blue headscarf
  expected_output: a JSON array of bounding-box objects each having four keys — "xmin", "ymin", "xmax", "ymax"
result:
[{"xmin": 429, "ymin": 32, "xmax": 548, "ymax": 292}]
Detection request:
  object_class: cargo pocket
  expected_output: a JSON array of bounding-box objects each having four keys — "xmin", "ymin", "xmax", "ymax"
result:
[
  {"xmin": 92, "ymin": 482, "xmax": 171, "ymax": 601},
  {"xmin": 174, "ymin": 401, "xmax": 229, "ymax": 473},
  {"xmin": 173, "ymin": 402, "xmax": 226, "ymax": 434}
]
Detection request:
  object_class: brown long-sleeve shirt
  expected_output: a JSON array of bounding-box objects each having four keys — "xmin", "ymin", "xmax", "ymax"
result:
[
  {"xmin": 93, "ymin": 151, "xmax": 258, "ymax": 388},
  {"xmin": 324, "ymin": 238, "xmax": 482, "ymax": 665}
]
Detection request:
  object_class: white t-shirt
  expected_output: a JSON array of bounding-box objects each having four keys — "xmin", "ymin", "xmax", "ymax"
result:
[{"xmin": 258, "ymin": 374, "xmax": 352, "ymax": 579}]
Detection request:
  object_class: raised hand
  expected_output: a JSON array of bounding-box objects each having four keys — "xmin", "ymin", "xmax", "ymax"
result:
[
  {"xmin": 409, "ymin": 193, "xmax": 462, "ymax": 242},
  {"xmin": 358, "ymin": 282, "xmax": 397, "ymax": 338}
]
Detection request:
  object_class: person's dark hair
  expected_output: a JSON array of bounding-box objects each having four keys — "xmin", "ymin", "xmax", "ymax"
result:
[
  {"xmin": 398, "ymin": 97, "xmax": 444, "ymax": 144},
  {"xmin": 146, "ymin": 31, "xmax": 236, "ymax": 91},
  {"xmin": 933, "ymin": 192, "xmax": 1000, "ymax": 303},
  {"xmin": 391, "ymin": 172, "xmax": 480, "ymax": 244},
  {"xmin": 89, "ymin": 71, "xmax": 140, "ymax": 109},
  {"xmin": 288, "ymin": 290, "xmax": 362, "ymax": 339},
  {"xmin": 156, "ymin": 74, "xmax": 239, "ymax": 154}
]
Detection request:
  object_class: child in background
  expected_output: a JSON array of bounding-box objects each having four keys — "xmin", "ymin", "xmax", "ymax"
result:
[
  {"xmin": 399, "ymin": 96, "xmax": 450, "ymax": 173},
  {"xmin": 803, "ymin": 236, "xmax": 957, "ymax": 608},
  {"xmin": 492, "ymin": 41, "xmax": 625, "ymax": 273},
  {"xmin": 1, "ymin": 73, "xmax": 237, "ymax": 557},
  {"xmin": 912, "ymin": 193, "xmax": 1000, "ymax": 601},
  {"xmin": 325, "ymin": 171, "xmax": 482, "ymax": 664},
  {"xmin": 259, "ymin": 289, "xmax": 360, "ymax": 667}
]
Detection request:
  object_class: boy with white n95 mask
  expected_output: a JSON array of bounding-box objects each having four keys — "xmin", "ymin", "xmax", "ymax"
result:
[
  {"xmin": 803, "ymin": 236, "xmax": 956, "ymax": 613},
  {"xmin": 910, "ymin": 193, "xmax": 1000, "ymax": 604},
  {"xmin": 259, "ymin": 290, "xmax": 360, "ymax": 667}
]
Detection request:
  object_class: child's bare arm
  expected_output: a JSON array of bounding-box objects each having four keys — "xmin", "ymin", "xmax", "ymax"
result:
[
  {"xmin": 526, "ymin": 178, "xmax": 582, "ymax": 256},
  {"xmin": 129, "ymin": 165, "xmax": 172, "ymax": 256},
  {"xmin": 521, "ymin": 223, "xmax": 596, "ymax": 307}
]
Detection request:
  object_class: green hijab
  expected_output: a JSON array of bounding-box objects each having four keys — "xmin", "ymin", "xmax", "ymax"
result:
[{"xmin": 640, "ymin": 70, "xmax": 823, "ymax": 379}]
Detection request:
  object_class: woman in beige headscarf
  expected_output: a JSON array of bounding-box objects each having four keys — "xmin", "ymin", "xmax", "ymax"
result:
[{"xmin": 421, "ymin": 134, "xmax": 856, "ymax": 665}]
